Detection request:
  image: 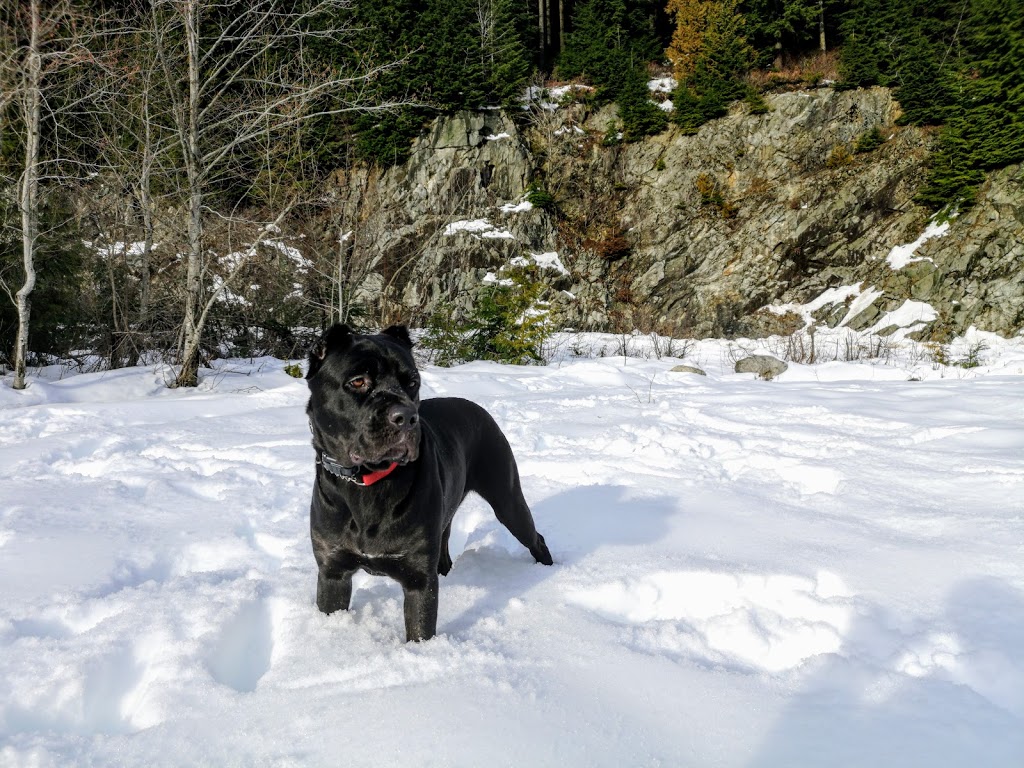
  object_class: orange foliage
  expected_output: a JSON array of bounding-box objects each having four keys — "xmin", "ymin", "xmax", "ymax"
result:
[{"xmin": 666, "ymin": 0, "xmax": 715, "ymax": 81}]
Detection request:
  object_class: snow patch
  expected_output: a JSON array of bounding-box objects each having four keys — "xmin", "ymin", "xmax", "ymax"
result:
[
  {"xmin": 443, "ymin": 219, "xmax": 515, "ymax": 240},
  {"xmin": 500, "ymin": 199, "xmax": 534, "ymax": 214},
  {"xmin": 867, "ymin": 299, "xmax": 938, "ymax": 337},
  {"xmin": 886, "ymin": 219, "xmax": 950, "ymax": 270},
  {"xmin": 647, "ymin": 77, "xmax": 677, "ymax": 93}
]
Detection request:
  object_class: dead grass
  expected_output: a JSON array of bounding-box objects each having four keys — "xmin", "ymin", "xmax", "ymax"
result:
[{"xmin": 747, "ymin": 49, "xmax": 841, "ymax": 92}]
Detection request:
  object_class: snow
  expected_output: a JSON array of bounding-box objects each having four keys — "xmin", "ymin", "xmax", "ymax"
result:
[
  {"xmin": 485, "ymin": 132, "xmax": 511, "ymax": 142},
  {"xmin": 507, "ymin": 252, "xmax": 568, "ymax": 276},
  {"xmin": 482, "ymin": 271, "xmax": 514, "ymax": 286},
  {"xmin": 521, "ymin": 84, "xmax": 593, "ymax": 111},
  {"xmin": 443, "ymin": 219, "xmax": 515, "ymax": 240},
  {"xmin": 500, "ymin": 199, "xmax": 534, "ymax": 214},
  {"xmin": 87, "ymin": 241, "xmax": 149, "ymax": 259},
  {"xmin": 2, "ymin": 332, "xmax": 1024, "ymax": 767},
  {"xmin": 657, "ymin": 99, "xmax": 674, "ymax": 112},
  {"xmin": 264, "ymin": 239, "xmax": 312, "ymax": 272},
  {"xmin": 866, "ymin": 299, "xmax": 939, "ymax": 338},
  {"xmin": 886, "ymin": 219, "xmax": 950, "ymax": 270},
  {"xmin": 648, "ymin": 77, "xmax": 677, "ymax": 94},
  {"xmin": 528, "ymin": 251, "xmax": 568, "ymax": 275}
]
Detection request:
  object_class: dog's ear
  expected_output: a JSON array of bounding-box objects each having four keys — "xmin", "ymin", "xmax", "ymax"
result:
[
  {"xmin": 381, "ymin": 325, "xmax": 413, "ymax": 349},
  {"xmin": 306, "ymin": 323, "xmax": 352, "ymax": 379}
]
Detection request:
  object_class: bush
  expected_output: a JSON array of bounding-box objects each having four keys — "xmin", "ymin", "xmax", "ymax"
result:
[
  {"xmin": 854, "ymin": 126, "xmax": 886, "ymax": 154},
  {"xmin": 825, "ymin": 143, "xmax": 854, "ymax": 168},
  {"xmin": 421, "ymin": 264, "xmax": 554, "ymax": 366},
  {"xmin": 695, "ymin": 172, "xmax": 736, "ymax": 217},
  {"xmin": 525, "ymin": 183, "xmax": 556, "ymax": 211}
]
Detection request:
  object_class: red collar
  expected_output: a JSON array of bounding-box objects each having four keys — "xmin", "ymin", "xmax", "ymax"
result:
[
  {"xmin": 317, "ymin": 452, "xmax": 400, "ymax": 487},
  {"xmin": 359, "ymin": 462, "xmax": 399, "ymax": 486}
]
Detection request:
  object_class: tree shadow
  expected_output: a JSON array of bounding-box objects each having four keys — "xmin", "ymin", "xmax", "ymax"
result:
[{"xmin": 748, "ymin": 576, "xmax": 1024, "ymax": 768}]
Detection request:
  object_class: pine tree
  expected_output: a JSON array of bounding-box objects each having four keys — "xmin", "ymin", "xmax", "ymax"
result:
[
  {"xmin": 918, "ymin": 0, "xmax": 1024, "ymax": 210},
  {"xmin": 671, "ymin": 0, "xmax": 754, "ymax": 131},
  {"xmin": 619, "ymin": 67, "xmax": 670, "ymax": 139},
  {"xmin": 559, "ymin": 0, "xmax": 663, "ymax": 101},
  {"xmin": 741, "ymin": 0, "xmax": 831, "ymax": 66}
]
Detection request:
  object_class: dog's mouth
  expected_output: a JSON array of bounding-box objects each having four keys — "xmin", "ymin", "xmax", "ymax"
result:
[{"xmin": 349, "ymin": 429, "xmax": 419, "ymax": 467}]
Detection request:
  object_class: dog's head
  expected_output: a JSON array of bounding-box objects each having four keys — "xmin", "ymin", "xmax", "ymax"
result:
[{"xmin": 305, "ymin": 324, "xmax": 421, "ymax": 468}]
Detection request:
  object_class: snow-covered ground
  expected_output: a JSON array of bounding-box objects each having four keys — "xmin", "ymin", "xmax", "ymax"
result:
[{"xmin": 2, "ymin": 331, "xmax": 1023, "ymax": 767}]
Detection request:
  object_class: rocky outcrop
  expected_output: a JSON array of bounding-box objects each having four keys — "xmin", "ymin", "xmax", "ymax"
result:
[{"xmin": 329, "ymin": 88, "xmax": 1024, "ymax": 339}]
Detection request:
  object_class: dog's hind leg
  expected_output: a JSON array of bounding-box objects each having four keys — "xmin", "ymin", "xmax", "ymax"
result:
[{"xmin": 471, "ymin": 447, "xmax": 553, "ymax": 566}]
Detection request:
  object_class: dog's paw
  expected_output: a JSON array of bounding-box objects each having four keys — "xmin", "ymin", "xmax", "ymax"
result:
[
  {"xmin": 437, "ymin": 548, "xmax": 453, "ymax": 576},
  {"xmin": 531, "ymin": 533, "xmax": 553, "ymax": 566}
]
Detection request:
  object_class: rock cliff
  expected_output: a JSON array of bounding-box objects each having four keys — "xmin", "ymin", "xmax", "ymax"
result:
[{"xmin": 328, "ymin": 87, "xmax": 1024, "ymax": 340}]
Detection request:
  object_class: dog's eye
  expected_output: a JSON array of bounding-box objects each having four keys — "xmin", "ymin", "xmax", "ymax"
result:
[{"xmin": 347, "ymin": 375, "xmax": 372, "ymax": 393}]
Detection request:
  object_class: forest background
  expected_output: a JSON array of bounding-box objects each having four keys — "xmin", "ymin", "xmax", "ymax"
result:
[{"xmin": 1, "ymin": 0, "xmax": 1021, "ymax": 387}]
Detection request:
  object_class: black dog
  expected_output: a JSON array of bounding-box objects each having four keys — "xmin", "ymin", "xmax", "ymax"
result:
[{"xmin": 305, "ymin": 324, "xmax": 553, "ymax": 642}]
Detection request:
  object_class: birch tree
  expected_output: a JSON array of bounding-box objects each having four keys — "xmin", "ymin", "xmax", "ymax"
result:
[
  {"xmin": 141, "ymin": 0, "xmax": 405, "ymax": 387},
  {"xmin": 1, "ymin": 0, "xmax": 100, "ymax": 389}
]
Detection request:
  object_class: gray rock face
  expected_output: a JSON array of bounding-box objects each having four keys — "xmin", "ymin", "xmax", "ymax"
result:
[
  {"xmin": 734, "ymin": 355, "xmax": 789, "ymax": 380},
  {"xmin": 327, "ymin": 90, "xmax": 1024, "ymax": 339}
]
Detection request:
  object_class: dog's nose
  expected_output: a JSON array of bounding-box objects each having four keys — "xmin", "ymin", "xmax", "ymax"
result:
[{"xmin": 387, "ymin": 404, "xmax": 419, "ymax": 430}]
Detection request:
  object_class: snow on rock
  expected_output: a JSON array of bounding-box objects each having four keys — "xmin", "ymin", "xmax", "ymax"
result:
[
  {"xmin": 500, "ymin": 199, "xmax": 534, "ymax": 214},
  {"xmin": 443, "ymin": 219, "xmax": 515, "ymax": 240},
  {"xmin": 264, "ymin": 239, "xmax": 313, "ymax": 272},
  {"xmin": 508, "ymin": 252, "xmax": 569, "ymax": 276},
  {"xmin": 766, "ymin": 282, "xmax": 881, "ymax": 329},
  {"xmin": 867, "ymin": 299, "xmax": 939, "ymax": 337},
  {"xmin": 2, "ymin": 339, "xmax": 1024, "ymax": 766},
  {"xmin": 87, "ymin": 241, "xmax": 149, "ymax": 259},
  {"xmin": 521, "ymin": 84, "xmax": 593, "ymax": 111},
  {"xmin": 886, "ymin": 219, "xmax": 950, "ymax": 269},
  {"xmin": 529, "ymin": 251, "xmax": 568, "ymax": 275},
  {"xmin": 482, "ymin": 271, "xmax": 514, "ymax": 286}
]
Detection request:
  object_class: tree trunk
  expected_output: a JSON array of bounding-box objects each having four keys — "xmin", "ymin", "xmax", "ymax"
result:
[
  {"xmin": 175, "ymin": 0, "xmax": 204, "ymax": 388},
  {"xmin": 12, "ymin": 0, "xmax": 42, "ymax": 391},
  {"xmin": 538, "ymin": 0, "xmax": 547, "ymax": 70},
  {"xmin": 558, "ymin": 0, "xmax": 566, "ymax": 54},
  {"xmin": 136, "ymin": 88, "xmax": 155, "ymax": 361},
  {"xmin": 819, "ymin": 1, "xmax": 826, "ymax": 52}
]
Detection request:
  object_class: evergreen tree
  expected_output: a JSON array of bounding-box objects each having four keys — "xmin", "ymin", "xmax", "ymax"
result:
[
  {"xmin": 919, "ymin": 0, "xmax": 1024, "ymax": 209},
  {"xmin": 559, "ymin": 0, "xmax": 663, "ymax": 100},
  {"xmin": 742, "ymin": 0, "xmax": 834, "ymax": 66},
  {"xmin": 323, "ymin": 0, "xmax": 533, "ymax": 166},
  {"xmin": 619, "ymin": 67, "xmax": 670, "ymax": 139},
  {"xmin": 836, "ymin": 0, "xmax": 889, "ymax": 87},
  {"xmin": 671, "ymin": 0, "xmax": 754, "ymax": 132}
]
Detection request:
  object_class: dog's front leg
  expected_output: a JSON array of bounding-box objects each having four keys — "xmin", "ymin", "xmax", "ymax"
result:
[
  {"xmin": 402, "ymin": 571, "xmax": 439, "ymax": 642},
  {"xmin": 317, "ymin": 569, "xmax": 353, "ymax": 614}
]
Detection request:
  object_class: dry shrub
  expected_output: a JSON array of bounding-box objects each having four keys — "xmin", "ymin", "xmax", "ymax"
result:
[
  {"xmin": 825, "ymin": 143, "xmax": 854, "ymax": 168},
  {"xmin": 585, "ymin": 230, "xmax": 632, "ymax": 261},
  {"xmin": 747, "ymin": 49, "xmax": 841, "ymax": 91}
]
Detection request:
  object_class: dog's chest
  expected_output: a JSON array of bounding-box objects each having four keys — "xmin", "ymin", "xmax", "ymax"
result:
[{"xmin": 315, "ymin": 510, "xmax": 414, "ymax": 575}]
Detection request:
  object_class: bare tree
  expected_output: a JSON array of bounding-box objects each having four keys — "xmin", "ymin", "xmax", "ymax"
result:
[
  {"xmin": 1, "ymin": 0, "xmax": 102, "ymax": 389},
  {"xmin": 137, "ymin": 0, "xmax": 407, "ymax": 387}
]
